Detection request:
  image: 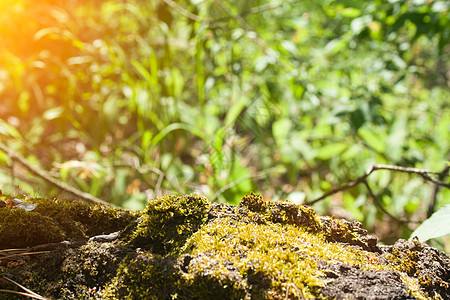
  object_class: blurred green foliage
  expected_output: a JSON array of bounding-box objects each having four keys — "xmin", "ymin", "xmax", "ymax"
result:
[{"xmin": 0, "ymin": 0, "xmax": 448, "ymax": 245}]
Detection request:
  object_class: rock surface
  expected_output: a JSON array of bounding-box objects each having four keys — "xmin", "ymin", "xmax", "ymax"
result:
[{"xmin": 0, "ymin": 193, "xmax": 449, "ymax": 299}]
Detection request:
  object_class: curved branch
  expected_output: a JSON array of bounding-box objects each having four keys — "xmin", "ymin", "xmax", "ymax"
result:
[
  {"xmin": 0, "ymin": 143, "xmax": 117, "ymax": 208},
  {"xmin": 307, "ymin": 164, "xmax": 448, "ymax": 206}
]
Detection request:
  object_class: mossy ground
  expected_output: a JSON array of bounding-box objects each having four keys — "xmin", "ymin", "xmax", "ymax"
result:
[{"xmin": 0, "ymin": 192, "xmax": 449, "ymax": 299}]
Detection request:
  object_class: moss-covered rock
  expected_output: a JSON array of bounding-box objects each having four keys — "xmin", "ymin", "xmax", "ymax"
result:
[
  {"xmin": 0, "ymin": 192, "xmax": 449, "ymax": 299},
  {"xmin": 0, "ymin": 194, "xmax": 139, "ymax": 249},
  {"xmin": 124, "ymin": 194, "xmax": 210, "ymax": 254}
]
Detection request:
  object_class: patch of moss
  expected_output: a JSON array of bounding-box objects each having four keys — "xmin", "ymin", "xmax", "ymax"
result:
[
  {"xmin": 103, "ymin": 212, "xmax": 404, "ymax": 299},
  {"xmin": 29, "ymin": 197, "xmax": 139, "ymax": 237},
  {"xmin": 62, "ymin": 242, "xmax": 128, "ymax": 287},
  {"xmin": 383, "ymin": 238, "xmax": 450, "ymax": 298},
  {"xmin": 180, "ymin": 217, "xmax": 383, "ymax": 299},
  {"xmin": 125, "ymin": 194, "xmax": 210, "ymax": 255},
  {"xmin": 102, "ymin": 248, "xmax": 252, "ymax": 299},
  {"xmin": 102, "ymin": 253, "xmax": 180, "ymax": 300},
  {"xmin": 0, "ymin": 208, "xmax": 65, "ymax": 249},
  {"xmin": 0, "ymin": 195, "xmax": 138, "ymax": 249},
  {"xmin": 103, "ymin": 190, "xmax": 409, "ymax": 299},
  {"xmin": 238, "ymin": 192, "xmax": 378, "ymax": 252},
  {"xmin": 237, "ymin": 192, "xmax": 321, "ymax": 231},
  {"xmin": 319, "ymin": 216, "xmax": 380, "ymax": 252}
]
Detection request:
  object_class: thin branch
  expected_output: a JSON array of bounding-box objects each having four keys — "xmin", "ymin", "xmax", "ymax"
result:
[
  {"xmin": 418, "ymin": 173, "xmax": 449, "ymax": 188},
  {"xmin": 1, "ymin": 277, "xmax": 50, "ymax": 300},
  {"xmin": 0, "ymin": 251, "xmax": 49, "ymax": 261},
  {"xmin": 0, "ymin": 289, "xmax": 49, "ymax": 300},
  {"xmin": 162, "ymin": 0, "xmax": 292, "ymax": 25},
  {"xmin": 306, "ymin": 171, "xmax": 371, "ymax": 206},
  {"xmin": 428, "ymin": 165, "xmax": 450, "ymax": 217},
  {"xmin": 113, "ymin": 159, "xmax": 184, "ymax": 194},
  {"xmin": 307, "ymin": 164, "xmax": 448, "ymax": 206},
  {"xmin": 363, "ymin": 181, "xmax": 409, "ymax": 224},
  {"xmin": 0, "ymin": 249, "xmax": 27, "ymax": 253},
  {"xmin": 155, "ymin": 170, "xmax": 165, "ymax": 197},
  {"xmin": 0, "ymin": 143, "xmax": 117, "ymax": 208},
  {"xmin": 162, "ymin": 0, "xmax": 203, "ymax": 22},
  {"xmin": 372, "ymin": 164, "xmax": 448, "ymax": 188},
  {"xmin": 371, "ymin": 164, "xmax": 440, "ymax": 175}
]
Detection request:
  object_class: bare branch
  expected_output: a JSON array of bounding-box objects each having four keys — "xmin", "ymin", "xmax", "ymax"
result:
[
  {"xmin": 1, "ymin": 277, "xmax": 50, "ymax": 300},
  {"xmin": 362, "ymin": 181, "xmax": 413, "ymax": 224},
  {"xmin": 0, "ymin": 143, "xmax": 117, "ymax": 208},
  {"xmin": 371, "ymin": 164, "xmax": 440, "ymax": 175},
  {"xmin": 428, "ymin": 165, "xmax": 450, "ymax": 217},
  {"xmin": 162, "ymin": 0, "xmax": 292, "ymax": 25},
  {"xmin": 162, "ymin": 0, "xmax": 203, "ymax": 22},
  {"xmin": 306, "ymin": 167, "xmax": 372, "ymax": 205},
  {"xmin": 307, "ymin": 164, "xmax": 449, "ymax": 206}
]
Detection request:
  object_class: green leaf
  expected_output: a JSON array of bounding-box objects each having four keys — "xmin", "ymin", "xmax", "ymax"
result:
[
  {"xmin": 386, "ymin": 115, "xmax": 408, "ymax": 161},
  {"xmin": 358, "ymin": 127, "xmax": 385, "ymax": 153},
  {"xmin": 210, "ymin": 127, "xmax": 226, "ymax": 170},
  {"xmin": 350, "ymin": 15, "xmax": 372, "ymax": 34},
  {"xmin": 410, "ymin": 205, "xmax": 450, "ymax": 242},
  {"xmin": 0, "ymin": 119, "xmax": 22, "ymax": 139},
  {"xmin": 43, "ymin": 106, "xmax": 64, "ymax": 120},
  {"xmin": 131, "ymin": 59, "xmax": 153, "ymax": 84},
  {"xmin": 281, "ymin": 40, "xmax": 298, "ymax": 54},
  {"xmin": 341, "ymin": 7, "xmax": 361, "ymax": 18},
  {"xmin": 224, "ymin": 98, "xmax": 247, "ymax": 127},
  {"xmin": 272, "ymin": 118, "xmax": 292, "ymax": 145},
  {"xmin": 324, "ymin": 37, "xmax": 348, "ymax": 56},
  {"xmin": 316, "ymin": 143, "xmax": 348, "ymax": 160},
  {"xmin": 291, "ymin": 81, "xmax": 306, "ymax": 99},
  {"xmin": 141, "ymin": 130, "xmax": 153, "ymax": 150},
  {"xmin": 151, "ymin": 123, "xmax": 192, "ymax": 147}
]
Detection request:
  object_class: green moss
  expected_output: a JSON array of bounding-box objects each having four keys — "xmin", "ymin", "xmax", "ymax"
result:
[
  {"xmin": 0, "ymin": 195, "xmax": 138, "ymax": 249},
  {"xmin": 180, "ymin": 217, "xmax": 380, "ymax": 299},
  {"xmin": 385, "ymin": 238, "xmax": 450, "ymax": 297},
  {"xmin": 102, "ymin": 253, "xmax": 180, "ymax": 300},
  {"xmin": 29, "ymin": 197, "xmax": 139, "ymax": 237},
  {"xmin": 105, "ymin": 194, "xmax": 407, "ymax": 299},
  {"xmin": 238, "ymin": 192, "xmax": 377, "ymax": 252},
  {"xmin": 0, "ymin": 208, "xmax": 65, "ymax": 249},
  {"xmin": 125, "ymin": 194, "xmax": 210, "ymax": 255},
  {"xmin": 238, "ymin": 192, "xmax": 321, "ymax": 231}
]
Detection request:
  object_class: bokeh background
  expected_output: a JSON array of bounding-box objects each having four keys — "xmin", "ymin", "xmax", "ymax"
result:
[{"xmin": 0, "ymin": 0, "xmax": 449, "ymax": 248}]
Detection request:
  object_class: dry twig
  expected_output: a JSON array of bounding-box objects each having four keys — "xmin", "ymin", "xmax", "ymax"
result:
[
  {"xmin": 162, "ymin": 0, "xmax": 292, "ymax": 25},
  {"xmin": 307, "ymin": 164, "xmax": 447, "ymax": 206},
  {"xmin": 306, "ymin": 164, "xmax": 449, "ymax": 223},
  {"xmin": 428, "ymin": 165, "xmax": 449, "ymax": 217},
  {"xmin": 1, "ymin": 277, "xmax": 50, "ymax": 300},
  {"xmin": 0, "ymin": 143, "xmax": 117, "ymax": 207}
]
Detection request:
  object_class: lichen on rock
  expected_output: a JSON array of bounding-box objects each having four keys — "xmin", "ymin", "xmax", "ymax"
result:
[{"xmin": 0, "ymin": 192, "xmax": 449, "ymax": 299}]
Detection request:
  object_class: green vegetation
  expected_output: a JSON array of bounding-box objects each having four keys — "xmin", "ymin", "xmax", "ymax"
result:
[{"xmin": 0, "ymin": 0, "xmax": 448, "ymax": 247}]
